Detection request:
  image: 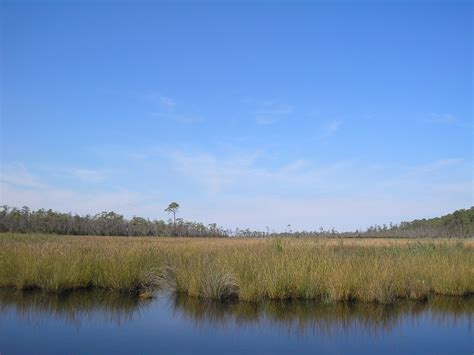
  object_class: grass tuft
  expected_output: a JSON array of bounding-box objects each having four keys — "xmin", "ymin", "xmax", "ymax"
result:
[{"xmin": 199, "ymin": 270, "xmax": 239, "ymax": 301}]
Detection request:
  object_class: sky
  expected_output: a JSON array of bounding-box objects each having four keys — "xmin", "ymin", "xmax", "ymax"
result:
[{"xmin": 1, "ymin": 0, "xmax": 473, "ymax": 231}]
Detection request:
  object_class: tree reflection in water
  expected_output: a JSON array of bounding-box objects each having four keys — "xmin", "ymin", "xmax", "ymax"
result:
[
  {"xmin": 169, "ymin": 294, "xmax": 473, "ymax": 337},
  {"xmin": 0, "ymin": 289, "xmax": 472, "ymax": 337},
  {"xmin": 0, "ymin": 290, "xmax": 146, "ymax": 327}
]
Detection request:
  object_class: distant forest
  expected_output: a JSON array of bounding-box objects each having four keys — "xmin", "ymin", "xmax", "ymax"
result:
[{"xmin": 0, "ymin": 205, "xmax": 473, "ymax": 238}]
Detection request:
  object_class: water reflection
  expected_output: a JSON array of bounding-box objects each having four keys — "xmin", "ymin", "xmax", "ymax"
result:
[
  {"xmin": 0, "ymin": 289, "xmax": 147, "ymax": 327},
  {"xmin": 0, "ymin": 289, "xmax": 471, "ymax": 336},
  {"xmin": 170, "ymin": 295, "xmax": 473, "ymax": 336}
]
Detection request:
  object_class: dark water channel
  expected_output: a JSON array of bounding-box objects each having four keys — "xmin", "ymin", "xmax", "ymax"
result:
[{"xmin": 0, "ymin": 290, "xmax": 472, "ymax": 354}]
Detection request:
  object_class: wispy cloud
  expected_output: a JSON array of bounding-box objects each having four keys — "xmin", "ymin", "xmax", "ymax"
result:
[
  {"xmin": 1, "ymin": 180, "xmax": 162, "ymax": 217},
  {"xmin": 1, "ymin": 158, "xmax": 470, "ymax": 231},
  {"xmin": 306, "ymin": 109, "xmax": 321, "ymax": 118},
  {"xmin": 418, "ymin": 158, "xmax": 464, "ymax": 172},
  {"xmin": 0, "ymin": 164, "xmax": 162, "ymax": 218},
  {"xmin": 165, "ymin": 150, "xmax": 250, "ymax": 193},
  {"xmin": 0, "ymin": 163, "xmax": 46, "ymax": 188},
  {"xmin": 151, "ymin": 112, "xmax": 203, "ymax": 124},
  {"xmin": 426, "ymin": 113, "xmax": 457, "ymax": 124},
  {"xmin": 126, "ymin": 152, "xmax": 149, "ymax": 160},
  {"xmin": 325, "ymin": 120, "xmax": 342, "ymax": 135},
  {"xmin": 1, "ymin": 164, "xmax": 109, "ymax": 190},
  {"xmin": 314, "ymin": 119, "xmax": 343, "ymax": 140},
  {"xmin": 253, "ymin": 101, "xmax": 293, "ymax": 125},
  {"xmin": 379, "ymin": 158, "xmax": 467, "ymax": 190},
  {"xmin": 66, "ymin": 168, "xmax": 108, "ymax": 183},
  {"xmin": 145, "ymin": 92, "xmax": 203, "ymax": 124},
  {"xmin": 162, "ymin": 148, "xmax": 352, "ymax": 194},
  {"xmin": 144, "ymin": 92, "xmax": 175, "ymax": 108},
  {"xmin": 158, "ymin": 96, "xmax": 175, "ymax": 108}
]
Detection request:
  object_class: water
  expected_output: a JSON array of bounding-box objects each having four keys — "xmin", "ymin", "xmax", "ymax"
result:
[{"xmin": 0, "ymin": 290, "xmax": 472, "ymax": 354}]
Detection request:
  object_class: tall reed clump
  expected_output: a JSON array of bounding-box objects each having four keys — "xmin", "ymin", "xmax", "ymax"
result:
[{"xmin": 0, "ymin": 234, "xmax": 472, "ymax": 303}]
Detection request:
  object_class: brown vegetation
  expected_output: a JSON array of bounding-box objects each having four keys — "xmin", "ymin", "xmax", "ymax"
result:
[{"xmin": 0, "ymin": 234, "xmax": 472, "ymax": 303}]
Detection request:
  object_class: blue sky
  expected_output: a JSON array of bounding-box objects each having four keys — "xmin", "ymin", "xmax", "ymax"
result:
[{"xmin": 1, "ymin": 0, "xmax": 472, "ymax": 231}]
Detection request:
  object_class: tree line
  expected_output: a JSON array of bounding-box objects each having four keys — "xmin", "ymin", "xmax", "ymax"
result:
[
  {"xmin": 0, "ymin": 205, "xmax": 227, "ymax": 237},
  {"xmin": 0, "ymin": 205, "xmax": 472, "ymax": 238}
]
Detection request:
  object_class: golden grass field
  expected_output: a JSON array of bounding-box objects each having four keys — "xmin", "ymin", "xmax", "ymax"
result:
[{"xmin": 0, "ymin": 234, "xmax": 472, "ymax": 303}]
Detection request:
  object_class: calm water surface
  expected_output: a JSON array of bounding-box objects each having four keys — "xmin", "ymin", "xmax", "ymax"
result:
[{"xmin": 0, "ymin": 290, "xmax": 472, "ymax": 354}]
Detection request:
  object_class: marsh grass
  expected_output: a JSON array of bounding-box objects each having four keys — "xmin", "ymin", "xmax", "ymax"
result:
[{"xmin": 0, "ymin": 234, "xmax": 472, "ymax": 303}]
